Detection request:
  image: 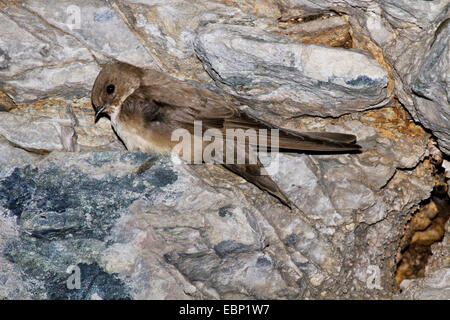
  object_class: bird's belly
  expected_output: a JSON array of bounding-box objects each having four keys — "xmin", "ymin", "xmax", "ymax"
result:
[{"xmin": 112, "ymin": 121, "xmax": 171, "ymax": 154}]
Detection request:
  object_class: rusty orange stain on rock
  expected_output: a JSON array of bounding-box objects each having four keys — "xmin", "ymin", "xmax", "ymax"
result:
[
  {"xmin": 15, "ymin": 98, "xmax": 70, "ymax": 111},
  {"xmin": 395, "ymin": 195, "xmax": 449, "ymax": 287},
  {"xmin": 360, "ymin": 104, "xmax": 426, "ymax": 140},
  {"xmin": 299, "ymin": 25, "xmax": 352, "ymax": 48},
  {"xmin": 277, "ymin": 13, "xmax": 352, "ymax": 48},
  {"xmin": 0, "ymin": 91, "xmax": 16, "ymax": 111}
]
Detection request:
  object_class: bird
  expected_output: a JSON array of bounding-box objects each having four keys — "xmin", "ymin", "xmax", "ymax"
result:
[{"xmin": 91, "ymin": 61, "xmax": 361, "ymax": 208}]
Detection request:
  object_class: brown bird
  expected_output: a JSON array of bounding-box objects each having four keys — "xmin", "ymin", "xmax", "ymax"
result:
[{"xmin": 91, "ymin": 61, "xmax": 360, "ymax": 207}]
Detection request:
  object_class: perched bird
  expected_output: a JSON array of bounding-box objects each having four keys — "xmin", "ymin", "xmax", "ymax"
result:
[{"xmin": 91, "ymin": 62, "xmax": 360, "ymax": 207}]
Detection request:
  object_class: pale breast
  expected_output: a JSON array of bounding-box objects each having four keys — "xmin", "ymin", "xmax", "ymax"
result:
[{"xmin": 112, "ymin": 119, "xmax": 172, "ymax": 154}]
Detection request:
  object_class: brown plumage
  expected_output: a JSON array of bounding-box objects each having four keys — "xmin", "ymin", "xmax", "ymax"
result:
[{"xmin": 91, "ymin": 61, "xmax": 361, "ymax": 207}]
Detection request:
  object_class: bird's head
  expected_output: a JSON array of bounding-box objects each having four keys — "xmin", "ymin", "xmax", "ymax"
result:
[{"xmin": 91, "ymin": 61, "xmax": 142, "ymax": 122}]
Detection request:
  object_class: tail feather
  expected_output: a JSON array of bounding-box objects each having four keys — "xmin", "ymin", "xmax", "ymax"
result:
[
  {"xmin": 275, "ymin": 128, "xmax": 361, "ymax": 152},
  {"xmin": 222, "ymin": 115, "xmax": 361, "ymax": 152},
  {"xmin": 301, "ymin": 132, "xmax": 357, "ymax": 144},
  {"xmin": 223, "ymin": 162, "xmax": 292, "ymax": 208}
]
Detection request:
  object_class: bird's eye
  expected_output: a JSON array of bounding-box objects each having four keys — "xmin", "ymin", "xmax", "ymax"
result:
[{"xmin": 106, "ymin": 84, "xmax": 115, "ymax": 95}]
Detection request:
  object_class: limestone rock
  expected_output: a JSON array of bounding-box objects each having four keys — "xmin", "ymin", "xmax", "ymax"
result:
[
  {"xmin": 410, "ymin": 20, "xmax": 450, "ymax": 154},
  {"xmin": 194, "ymin": 23, "xmax": 390, "ymax": 117},
  {"xmin": 0, "ymin": 0, "xmax": 157, "ymax": 103},
  {"xmin": 0, "ymin": 4, "xmax": 98, "ymax": 102}
]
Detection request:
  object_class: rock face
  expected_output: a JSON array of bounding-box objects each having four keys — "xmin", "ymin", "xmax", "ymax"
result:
[
  {"xmin": 410, "ymin": 19, "xmax": 450, "ymax": 154},
  {"xmin": 0, "ymin": 0, "xmax": 156, "ymax": 103},
  {"xmin": 0, "ymin": 0, "xmax": 449, "ymax": 299},
  {"xmin": 0, "ymin": 143, "xmax": 435, "ymax": 299},
  {"xmin": 194, "ymin": 24, "xmax": 389, "ymax": 117}
]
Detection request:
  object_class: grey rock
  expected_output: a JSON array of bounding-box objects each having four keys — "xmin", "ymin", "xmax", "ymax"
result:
[
  {"xmin": 443, "ymin": 160, "xmax": 450, "ymax": 198},
  {"xmin": 0, "ymin": 4, "xmax": 99, "ymax": 102},
  {"xmin": 194, "ymin": 23, "xmax": 390, "ymax": 117},
  {"xmin": 410, "ymin": 19, "xmax": 450, "ymax": 154},
  {"xmin": 0, "ymin": 112, "xmax": 64, "ymax": 152},
  {"xmin": 398, "ymin": 269, "xmax": 450, "ymax": 300},
  {"xmin": 0, "ymin": 135, "xmax": 41, "ymax": 169},
  {"xmin": 0, "ymin": 0, "xmax": 157, "ymax": 103},
  {"xmin": 0, "ymin": 111, "xmax": 74, "ymax": 153},
  {"xmin": 347, "ymin": 0, "xmax": 449, "ymax": 154},
  {"xmin": 0, "ymin": 143, "xmax": 435, "ymax": 299},
  {"xmin": 267, "ymin": 0, "xmax": 450, "ymax": 153},
  {"xmin": 2, "ymin": 99, "xmax": 126, "ymax": 152},
  {"xmin": 5, "ymin": 61, "xmax": 100, "ymax": 103},
  {"xmin": 0, "ymin": 213, "xmax": 40, "ymax": 299},
  {"xmin": 110, "ymin": 0, "xmax": 253, "ymax": 80},
  {"xmin": 21, "ymin": 0, "xmax": 156, "ymax": 68}
]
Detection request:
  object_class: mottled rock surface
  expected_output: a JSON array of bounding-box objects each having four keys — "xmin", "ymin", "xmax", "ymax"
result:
[
  {"xmin": 195, "ymin": 23, "xmax": 389, "ymax": 117},
  {"xmin": 0, "ymin": 0, "xmax": 156, "ymax": 103},
  {"xmin": 0, "ymin": 0, "xmax": 448, "ymax": 299},
  {"xmin": 0, "ymin": 147, "xmax": 435, "ymax": 299}
]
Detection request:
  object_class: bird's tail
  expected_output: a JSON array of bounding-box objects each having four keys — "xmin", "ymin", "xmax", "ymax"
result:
[{"xmin": 223, "ymin": 116, "xmax": 362, "ymax": 152}]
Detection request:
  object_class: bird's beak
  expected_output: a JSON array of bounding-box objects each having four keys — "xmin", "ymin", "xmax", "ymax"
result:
[{"xmin": 94, "ymin": 104, "xmax": 106, "ymax": 122}]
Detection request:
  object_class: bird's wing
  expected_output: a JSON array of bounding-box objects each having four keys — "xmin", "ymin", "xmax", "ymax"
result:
[
  {"xmin": 140, "ymin": 69, "xmax": 236, "ymax": 122},
  {"xmin": 120, "ymin": 86, "xmax": 160, "ymax": 124},
  {"xmin": 138, "ymin": 70, "xmax": 361, "ymax": 152},
  {"xmin": 223, "ymin": 161, "xmax": 292, "ymax": 208},
  {"xmin": 221, "ymin": 114, "xmax": 361, "ymax": 152}
]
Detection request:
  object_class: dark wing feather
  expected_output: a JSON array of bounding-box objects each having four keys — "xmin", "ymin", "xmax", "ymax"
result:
[
  {"xmin": 224, "ymin": 162, "xmax": 292, "ymax": 208},
  {"xmin": 120, "ymin": 87, "xmax": 160, "ymax": 124},
  {"xmin": 221, "ymin": 114, "xmax": 360, "ymax": 152},
  {"xmin": 140, "ymin": 69, "xmax": 236, "ymax": 121}
]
